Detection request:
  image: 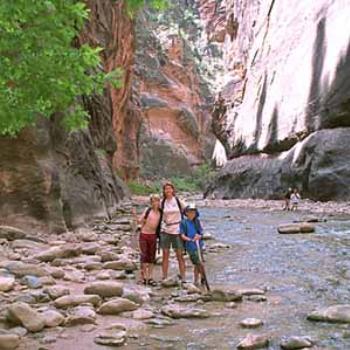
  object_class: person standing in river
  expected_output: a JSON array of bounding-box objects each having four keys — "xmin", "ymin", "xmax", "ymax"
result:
[
  {"xmin": 283, "ymin": 187, "xmax": 293, "ymax": 211},
  {"xmin": 132, "ymin": 194, "xmax": 162, "ymax": 286},
  {"xmin": 160, "ymin": 182, "xmax": 187, "ymax": 282}
]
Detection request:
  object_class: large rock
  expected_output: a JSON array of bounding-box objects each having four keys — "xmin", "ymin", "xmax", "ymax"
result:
[
  {"xmin": 161, "ymin": 304, "xmax": 210, "ymax": 319},
  {"xmin": 0, "ymin": 333, "xmax": 20, "ymax": 350},
  {"xmin": 280, "ymin": 336, "xmax": 314, "ymax": 350},
  {"xmin": 41, "ymin": 310, "xmax": 65, "ymax": 328},
  {"xmin": 103, "ymin": 259, "xmax": 137, "ymax": 271},
  {"xmin": 84, "ymin": 281, "xmax": 123, "ymax": 298},
  {"xmin": 207, "ymin": 288, "xmax": 243, "ymax": 302},
  {"xmin": 4, "ymin": 261, "xmax": 49, "ymax": 277},
  {"xmin": 237, "ymin": 334, "xmax": 269, "ymax": 350},
  {"xmin": 278, "ymin": 223, "xmax": 315, "ymax": 234},
  {"xmin": 65, "ymin": 306, "xmax": 96, "ymax": 326},
  {"xmin": 45, "ymin": 286, "xmax": 70, "ymax": 300},
  {"xmin": 0, "ymin": 226, "xmax": 26, "ymax": 241},
  {"xmin": 35, "ymin": 245, "xmax": 82, "ymax": 262},
  {"xmin": 307, "ymin": 304, "xmax": 350, "ymax": 323},
  {"xmin": 94, "ymin": 330, "xmax": 126, "ymax": 347},
  {"xmin": 54, "ymin": 295, "xmax": 101, "ymax": 309},
  {"xmin": 98, "ymin": 298, "xmax": 138, "ymax": 315},
  {"xmin": 6, "ymin": 302, "xmax": 45, "ymax": 332},
  {"xmin": 0, "ymin": 276, "xmax": 15, "ymax": 292}
]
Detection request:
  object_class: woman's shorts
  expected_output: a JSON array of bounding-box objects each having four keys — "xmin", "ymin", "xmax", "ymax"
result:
[
  {"xmin": 139, "ymin": 233, "xmax": 157, "ymax": 263},
  {"xmin": 160, "ymin": 233, "xmax": 184, "ymax": 250}
]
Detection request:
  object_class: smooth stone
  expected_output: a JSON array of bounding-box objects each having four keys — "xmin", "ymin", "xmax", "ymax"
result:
[
  {"xmin": 41, "ymin": 310, "xmax": 65, "ymax": 328},
  {"xmin": 0, "ymin": 334, "xmax": 20, "ymax": 350},
  {"xmin": 84, "ymin": 281, "xmax": 123, "ymax": 298},
  {"xmin": 307, "ymin": 304, "xmax": 350, "ymax": 323},
  {"xmin": 7, "ymin": 327, "xmax": 27, "ymax": 337},
  {"xmin": 239, "ymin": 318, "xmax": 263, "ymax": 328},
  {"xmin": 50, "ymin": 268, "xmax": 65, "ymax": 279},
  {"xmin": 7, "ymin": 302, "xmax": 45, "ymax": 332},
  {"xmin": 35, "ymin": 246, "xmax": 82, "ymax": 262},
  {"xmin": 278, "ymin": 223, "xmax": 315, "ymax": 234},
  {"xmin": 132, "ymin": 309, "xmax": 154, "ymax": 320},
  {"xmin": 39, "ymin": 276, "xmax": 56, "ymax": 286},
  {"xmin": 145, "ymin": 318, "xmax": 175, "ymax": 326},
  {"xmin": 161, "ymin": 276, "xmax": 179, "ymax": 288},
  {"xmin": 94, "ymin": 330, "xmax": 126, "ymax": 347},
  {"xmin": 280, "ymin": 336, "xmax": 314, "ymax": 349},
  {"xmin": 54, "ymin": 294, "xmax": 101, "ymax": 309},
  {"xmin": 0, "ymin": 226, "xmax": 26, "ymax": 241},
  {"xmin": 83, "ymin": 262, "xmax": 103, "ymax": 271},
  {"xmin": 247, "ymin": 295, "xmax": 267, "ymax": 302},
  {"xmin": 98, "ymin": 298, "xmax": 138, "ymax": 315},
  {"xmin": 0, "ymin": 276, "xmax": 15, "ymax": 292},
  {"xmin": 21, "ymin": 275, "xmax": 42, "ymax": 289},
  {"xmin": 103, "ymin": 259, "xmax": 137, "ymax": 271},
  {"xmin": 81, "ymin": 243, "xmax": 100, "ymax": 255},
  {"xmin": 65, "ymin": 306, "xmax": 96, "ymax": 326},
  {"xmin": 237, "ymin": 334, "xmax": 269, "ymax": 349},
  {"xmin": 184, "ymin": 283, "xmax": 201, "ymax": 294},
  {"xmin": 5, "ymin": 262, "xmax": 49, "ymax": 277},
  {"xmin": 11, "ymin": 240, "xmax": 45, "ymax": 250},
  {"xmin": 207, "ymin": 288, "xmax": 243, "ymax": 302},
  {"xmin": 238, "ymin": 288, "xmax": 265, "ymax": 296},
  {"xmin": 122, "ymin": 287, "xmax": 149, "ymax": 305},
  {"xmin": 46, "ymin": 286, "xmax": 70, "ymax": 300},
  {"xmin": 161, "ymin": 304, "xmax": 210, "ymax": 319},
  {"xmin": 174, "ymin": 294, "xmax": 203, "ymax": 303},
  {"xmin": 41, "ymin": 336, "xmax": 57, "ymax": 344}
]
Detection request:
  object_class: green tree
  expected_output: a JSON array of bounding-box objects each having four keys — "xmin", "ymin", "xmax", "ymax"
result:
[{"xmin": 126, "ymin": 0, "xmax": 168, "ymax": 16}]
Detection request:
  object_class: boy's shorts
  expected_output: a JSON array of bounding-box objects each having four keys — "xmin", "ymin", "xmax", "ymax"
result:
[
  {"xmin": 188, "ymin": 250, "xmax": 201, "ymax": 266},
  {"xmin": 139, "ymin": 233, "xmax": 157, "ymax": 263}
]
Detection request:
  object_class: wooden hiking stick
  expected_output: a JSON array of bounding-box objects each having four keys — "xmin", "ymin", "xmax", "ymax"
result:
[{"xmin": 196, "ymin": 240, "xmax": 210, "ymax": 291}]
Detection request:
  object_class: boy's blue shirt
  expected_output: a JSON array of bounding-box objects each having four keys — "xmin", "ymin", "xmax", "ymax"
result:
[{"xmin": 179, "ymin": 218, "xmax": 203, "ymax": 252}]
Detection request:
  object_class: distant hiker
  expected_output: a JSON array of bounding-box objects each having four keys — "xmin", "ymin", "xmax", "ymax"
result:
[
  {"xmin": 283, "ymin": 187, "xmax": 293, "ymax": 211},
  {"xmin": 160, "ymin": 182, "xmax": 187, "ymax": 282},
  {"xmin": 290, "ymin": 188, "xmax": 301, "ymax": 211},
  {"xmin": 180, "ymin": 203, "xmax": 205, "ymax": 286},
  {"xmin": 132, "ymin": 194, "xmax": 162, "ymax": 286}
]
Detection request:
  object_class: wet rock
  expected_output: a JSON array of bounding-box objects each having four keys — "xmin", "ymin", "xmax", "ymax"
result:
[
  {"xmin": 35, "ymin": 245, "xmax": 82, "ymax": 262},
  {"xmin": 0, "ymin": 226, "xmax": 26, "ymax": 241},
  {"xmin": 11, "ymin": 240, "xmax": 45, "ymax": 250},
  {"xmin": 7, "ymin": 327, "xmax": 27, "ymax": 337},
  {"xmin": 62, "ymin": 269, "xmax": 85, "ymax": 283},
  {"xmin": 0, "ymin": 333, "xmax": 20, "ymax": 350},
  {"xmin": 122, "ymin": 287, "xmax": 150, "ymax": 305},
  {"xmin": 65, "ymin": 306, "xmax": 96, "ymax": 326},
  {"xmin": 307, "ymin": 304, "xmax": 350, "ymax": 323},
  {"xmin": 226, "ymin": 302, "xmax": 238, "ymax": 309},
  {"xmin": 100, "ymin": 251, "xmax": 120, "ymax": 262},
  {"xmin": 184, "ymin": 283, "xmax": 201, "ymax": 294},
  {"xmin": 81, "ymin": 243, "xmax": 100, "ymax": 255},
  {"xmin": 80, "ymin": 324, "xmax": 96, "ymax": 332},
  {"xmin": 4, "ymin": 261, "xmax": 49, "ymax": 277},
  {"xmin": 45, "ymin": 286, "xmax": 70, "ymax": 300},
  {"xmin": 21, "ymin": 275, "xmax": 42, "ymax": 289},
  {"xmin": 41, "ymin": 336, "xmax": 57, "ymax": 344},
  {"xmin": 237, "ymin": 334, "xmax": 269, "ymax": 349},
  {"xmin": 239, "ymin": 318, "xmax": 263, "ymax": 328},
  {"xmin": 238, "ymin": 288, "xmax": 265, "ymax": 296},
  {"xmin": 278, "ymin": 223, "xmax": 315, "ymax": 234},
  {"xmin": 207, "ymin": 288, "xmax": 243, "ymax": 302},
  {"xmin": 280, "ymin": 336, "xmax": 314, "ymax": 349},
  {"xmin": 161, "ymin": 276, "xmax": 179, "ymax": 288},
  {"xmin": 98, "ymin": 298, "xmax": 138, "ymax": 315},
  {"xmin": 94, "ymin": 330, "xmax": 126, "ymax": 347},
  {"xmin": 174, "ymin": 294, "xmax": 203, "ymax": 303},
  {"xmin": 41, "ymin": 310, "xmax": 65, "ymax": 328},
  {"xmin": 145, "ymin": 318, "xmax": 175, "ymax": 326},
  {"xmin": 133, "ymin": 309, "xmax": 154, "ymax": 320},
  {"xmin": 0, "ymin": 276, "xmax": 15, "ymax": 292},
  {"xmin": 7, "ymin": 302, "xmax": 45, "ymax": 332},
  {"xmin": 54, "ymin": 294, "xmax": 101, "ymax": 309},
  {"xmin": 83, "ymin": 262, "xmax": 103, "ymax": 271},
  {"xmin": 103, "ymin": 259, "xmax": 137, "ymax": 271},
  {"xmin": 50, "ymin": 268, "xmax": 65, "ymax": 279},
  {"xmin": 39, "ymin": 276, "xmax": 56, "ymax": 286},
  {"xmin": 247, "ymin": 295, "xmax": 267, "ymax": 303},
  {"xmin": 161, "ymin": 304, "xmax": 210, "ymax": 319},
  {"xmin": 84, "ymin": 281, "xmax": 123, "ymax": 298}
]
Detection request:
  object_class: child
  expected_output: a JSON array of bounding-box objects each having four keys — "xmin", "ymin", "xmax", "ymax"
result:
[
  {"xmin": 132, "ymin": 194, "xmax": 162, "ymax": 286},
  {"xmin": 290, "ymin": 188, "xmax": 301, "ymax": 211},
  {"xmin": 179, "ymin": 203, "xmax": 204, "ymax": 286}
]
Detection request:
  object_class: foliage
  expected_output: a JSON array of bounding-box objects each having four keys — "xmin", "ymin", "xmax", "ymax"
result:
[
  {"xmin": 125, "ymin": 0, "xmax": 168, "ymax": 17},
  {"xmin": 192, "ymin": 162, "xmax": 217, "ymax": 190},
  {"xmin": 127, "ymin": 180, "xmax": 160, "ymax": 195}
]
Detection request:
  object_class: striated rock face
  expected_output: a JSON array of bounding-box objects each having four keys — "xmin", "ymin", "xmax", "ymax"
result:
[
  {"xmin": 209, "ymin": 0, "xmax": 350, "ymax": 200},
  {"xmin": 0, "ymin": 1, "xmax": 130, "ymax": 232},
  {"xmin": 133, "ymin": 0, "xmax": 217, "ymax": 178}
]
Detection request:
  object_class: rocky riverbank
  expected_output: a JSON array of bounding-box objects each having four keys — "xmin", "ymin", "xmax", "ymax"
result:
[{"xmin": 1, "ymin": 198, "xmax": 350, "ymax": 349}]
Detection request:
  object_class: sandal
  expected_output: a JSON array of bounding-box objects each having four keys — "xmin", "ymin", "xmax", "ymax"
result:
[{"xmin": 148, "ymin": 279, "xmax": 157, "ymax": 286}]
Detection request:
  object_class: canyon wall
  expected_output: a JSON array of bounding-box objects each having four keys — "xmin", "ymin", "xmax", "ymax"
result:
[
  {"xmin": 0, "ymin": 0, "xmax": 131, "ymax": 232},
  {"xmin": 209, "ymin": 0, "xmax": 350, "ymax": 200}
]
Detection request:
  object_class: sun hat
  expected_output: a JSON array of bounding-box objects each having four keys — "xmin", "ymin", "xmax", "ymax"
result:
[{"xmin": 185, "ymin": 202, "xmax": 197, "ymax": 211}]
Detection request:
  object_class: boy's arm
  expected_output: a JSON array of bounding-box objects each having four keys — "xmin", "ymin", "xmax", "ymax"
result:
[{"xmin": 179, "ymin": 222, "xmax": 191, "ymax": 241}]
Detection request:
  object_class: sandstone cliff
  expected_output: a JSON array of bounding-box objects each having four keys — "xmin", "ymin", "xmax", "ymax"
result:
[
  {"xmin": 209, "ymin": 0, "xmax": 350, "ymax": 200},
  {"xmin": 0, "ymin": 0, "xmax": 131, "ymax": 232}
]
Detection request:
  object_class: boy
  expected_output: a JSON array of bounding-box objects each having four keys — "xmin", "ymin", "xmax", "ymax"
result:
[
  {"xmin": 290, "ymin": 188, "xmax": 301, "ymax": 211},
  {"xmin": 179, "ymin": 203, "xmax": 204, "ymax": 286}
]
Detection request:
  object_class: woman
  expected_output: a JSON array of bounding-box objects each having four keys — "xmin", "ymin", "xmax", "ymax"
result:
[
  {"xmin": 160, "ymin": 182, "xmax": 186, "ymax": 282},
  {"xmin": 133, "ymin": 194, "xmax": 162, "ymax": 286}
]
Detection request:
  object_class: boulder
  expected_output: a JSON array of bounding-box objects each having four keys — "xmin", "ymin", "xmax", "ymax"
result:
[
  {"xmin": 84, "ymin": 281, "xmax": 123, "ymax": 298},
  {"xmin": 54, "ymin": 294, "xmax": 101, "ymax": 309},
  {"xmin": 103, "ymin": 259, "xmax": 137, "ymax": 271},
  {"xmin": 45, "ymin": 286, "xmax": 70, "ymax": 300},
  {"xmin": 278, "ymin": 223, "xmax": 315, "ymax": 234},
  {"xmin": 98, "ymin": 298, "xmax": 138, "ymax": 315},
  {"xmin": 21, "ymin": 275, "xmax": 42, "ymax": 289},
  {"xmin": 161, "ymin": 304, "xmax": 210, "ymax": 319},
  {"xmin": 35, "ymin": 245, "xmax": 82, "ymax": 262},
  {"xmin": 122, "ymin": 287, "xmax": 150, "ymax": 305},
  {"xmin": 6, "ymin": 302, "xmax": 45, "ymax": 332},
  {"xmin": 94, "ymin": 330, "xmax": 126, "ymax": 347},
  {"xmin": 238, "ymin": 288, "xmax": 265, "ymax": 296},
  {"xmin": 239, "ymin": 318, "xmax": 263, "ymax": 328},
  {"xmin": 0, "ymin": 333, "xmax": 20, "ymax": 350},
  {"xmin": 65, "ymin": 306, "xmax": 96, "ymax": 326},
  {"xmin": 307, "ymin": 304, "xmax": 350, "ymax": 323},
  {"xmin": 41, "ymin": 310, "xmax": 65, "ymax": 328},
  {"xmin": 0, "ymin": 276, "xmax": 15, "ymax": 292},
  {"xmin": 0, "ymin": 226, "xmax": 26, "ymax": 241},
  {"xmin": 237, "ymin": 334, "xmax": 269, "ymax": 349},
  {"xmin": 4, "ymin": 261, "xmax": 49, "ymax": 277},
  {"xmin": 207, "ymin": 288, "xmax": 243, "ymax": 302},
  {"xmin": 280, "ymin": 336, "xmax": 314, "ymax": 349},
  {"xmin": 132, "ymin": 309, "xmax": 154, "ymax": 320}
]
